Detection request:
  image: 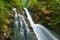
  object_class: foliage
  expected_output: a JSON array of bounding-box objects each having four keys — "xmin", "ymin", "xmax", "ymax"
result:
[
  {"xmin": 28, "ymin": 0, "xmax": 38, "ymax": 7},
  {"xmin": 0, "ymin": 0, "xmax": 60, "ymax": 40},
  {"xmin": 28, "ymin": 0, "xmax": 60, "ymax": 36}
]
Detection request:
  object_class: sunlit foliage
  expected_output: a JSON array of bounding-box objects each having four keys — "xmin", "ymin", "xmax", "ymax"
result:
[
  {"xmin": 0, "ymin": 0, "xmax": 60, "ymax": 40},
  {"xmin": 28, "ymin": 0, "xmax": 60, "ymax": 36}
]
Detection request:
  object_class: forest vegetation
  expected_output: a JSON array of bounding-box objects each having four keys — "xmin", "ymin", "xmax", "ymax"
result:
[{"xmin": 0, "ymin": 0, "xmax": 60, "ymax": 40}]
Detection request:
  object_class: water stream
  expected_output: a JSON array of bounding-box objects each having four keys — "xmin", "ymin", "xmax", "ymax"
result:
[
  {"xmin": 12, "ymin": 8, "xmax": 59, "ymax": 40},
  {"xmin": 12, "ymin": 8, "xmax": 34, "ymax": 40},
  {"xmin": 24, "ymin": 8, "xmax": 59, "ymax": 40}
]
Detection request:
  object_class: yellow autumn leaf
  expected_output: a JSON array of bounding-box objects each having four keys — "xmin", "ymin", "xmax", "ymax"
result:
[
  {"xmin": 45, "ymin": 16, "xmax": 51, "ymax": 19},
  {"xmin": 41, "ymin": 7, "xmax": 54, "ymax": 14}
]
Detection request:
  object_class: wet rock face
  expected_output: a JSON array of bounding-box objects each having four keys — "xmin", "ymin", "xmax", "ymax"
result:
[
  {"xmin": 8, "ymin": 10, "xmax": 14, "ymax": 19},
  {"xmin": 8, "ymin": 8, "xmax": 26, "ymax": 28}
]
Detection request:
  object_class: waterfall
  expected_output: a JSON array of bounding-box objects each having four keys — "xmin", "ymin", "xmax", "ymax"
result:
[
  {"xmin": 24, "ymin": 8, "xmax": 59, "ymax": 40},
  {"xmin": 12, "ymin": 8, "xmax": 19, "ymax": 40},
  {"xmin": 18, "ymin": 14, "xmax": 34, "ymax": 40},
  {"xmin": 12, "ymin": 8, "xmax": 34, "ymax": 40},
  {"xmin": 12, "ymin": 7, "xmax": 59, "ymax": 40}
]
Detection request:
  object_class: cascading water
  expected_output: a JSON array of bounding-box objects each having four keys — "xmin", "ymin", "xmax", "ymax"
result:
[
  {"xmin": 12, "ymin": 8, "xmax": 19, "ymax": 40},
  {"xmin": 12, "ymin": 8, "xmax": 34, "ymax": 40},
  {"xmin": 19, "ymin": 14, "xmax": 35, "ymax": 40},
  {"xmin": 24, "ymin": 8, "xmax": 59, "ymax": 40},
  {"xmin": 12, "ymin": 7, "xmax": 60, "ymax": 40}
]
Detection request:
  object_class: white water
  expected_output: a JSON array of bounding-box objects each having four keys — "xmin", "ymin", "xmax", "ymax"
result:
[
  {"xmin": 24, "ymin": 8, "xmax": 59, "ymax": 40},
  {"xmin": 12, "ymin": 8, "xmax": 19, "ymax": 40},
  {"xmin": 12, "ymin": 8, "xmax": 34, "ymax": 40},
  {"xmin": 18, "ymin": 14, "xmax": 34, "ymax": 40}
]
